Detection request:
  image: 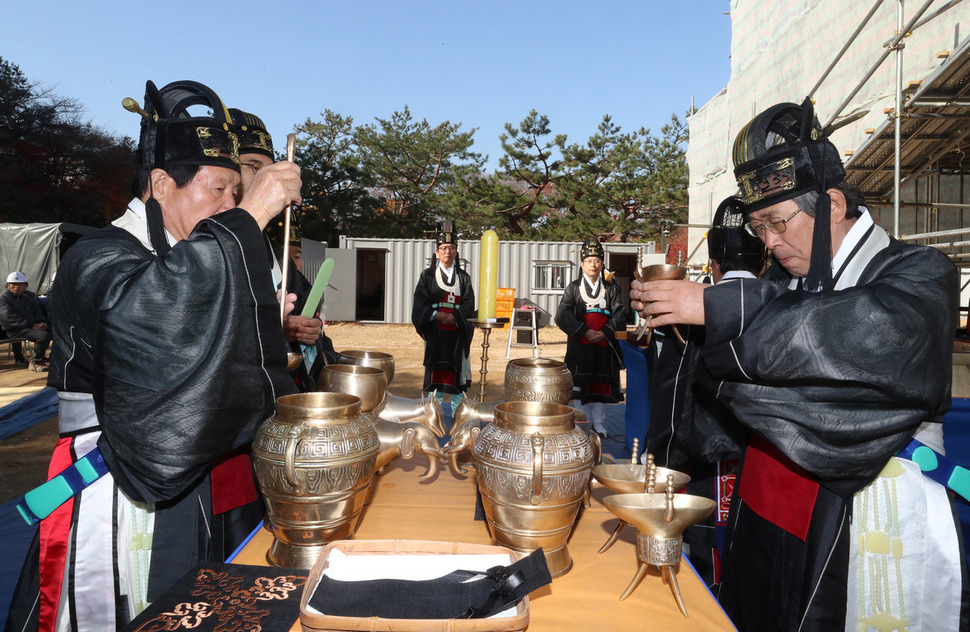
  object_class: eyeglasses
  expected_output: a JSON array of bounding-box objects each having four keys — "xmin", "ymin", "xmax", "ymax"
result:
[
  {"xmin": 240, "ymin": 160, "xmax": 264, "ymax": 176},
  {"xmin": 437, "ymin": 245, "xmax": 457, "ymax": 252},
  {"xmin": 744, "ymin": 208, "xmax": 802, "ymax": 237}
]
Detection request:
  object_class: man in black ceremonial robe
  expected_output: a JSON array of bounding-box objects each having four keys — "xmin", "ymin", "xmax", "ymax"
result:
[
  {"xmin": 411, "ymin": 224, "xmax": 475, "ymax": 421},
  {"xmin": 632, "ymin": 100, "xmax": 968, "ymax": 632},
  {"xmin": 5, "ymin": 79, "xmax": 302, "ymax": 632}
]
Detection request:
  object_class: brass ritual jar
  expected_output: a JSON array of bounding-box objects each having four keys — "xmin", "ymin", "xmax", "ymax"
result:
[
  {"xmin": 472, "ymin": 401, "xmax": 595, "ymax": 577},
  {"xmin": 252, "ymin": 392, "xmax": 380, "ymax": 568},
  {"xmin": 320, "ymin": 364, "xmax": 387, "ymax": 412},
  {"xmin": 503, "ymin": 358, "xmax": 573, "ymax": 405},
  {"xmin": 337, "ymin": 349, "xmax": 395, "ymax": 386}
]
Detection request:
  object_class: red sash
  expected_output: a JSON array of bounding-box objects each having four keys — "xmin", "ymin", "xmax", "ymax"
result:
[
  {"xmin": 737, "ymin": 435, "xmax": 819, "ymax": 541},
  {"xmin": 38, "ymin": 437, "xmax": 76, "ymax": 632},
  {"xmin": 580, "ymin": 312, "xmax": 609, "ymax": 346},
  {"xmin": 211, "ymin": 448, "xmax": 258, "ymax": 515}
]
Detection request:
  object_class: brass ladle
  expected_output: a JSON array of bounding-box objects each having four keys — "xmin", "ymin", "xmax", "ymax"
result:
[
  {"xmin": 278, "ymin": 133, "xmax": 302, "ymax": 372},
  {"xmin": 633, "ymin": 248, "xmax": 687, "ymax": 345}
]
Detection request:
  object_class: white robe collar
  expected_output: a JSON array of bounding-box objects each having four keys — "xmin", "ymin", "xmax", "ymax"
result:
[{"xmin": 111, "ymin": 198, "xmax": 175, "ymax": 254}]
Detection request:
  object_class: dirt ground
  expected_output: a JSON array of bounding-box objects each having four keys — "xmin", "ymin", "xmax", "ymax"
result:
[{"xmin": 0, "ymin": 322, "xmax": 573, "ymax": 504}]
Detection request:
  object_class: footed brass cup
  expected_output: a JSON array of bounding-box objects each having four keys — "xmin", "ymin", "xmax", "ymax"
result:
[
  {"xmin": 634, "ymin": 259, "xmax": 687, "ymax": 345},
  {"xmin": 320, "ymin": 364, "xmax": 387, "ymax": 412},
  {"xmin": 472, "ymin": 401, "xmax": 594, "ymax": 577},
  {"xmin": 603, "ymin": 490, "xmax": 715, "ymax": 616},
  {"xmin": 592, "ymin": 463, "xmax": 690, "ymax": 553},
  {"xmin": 252, "ymin": 392, "xmax": 380, "ymax": 568},
  {"xmin": 337, "ymin": 349, "xmax": 395, "ymax": 385}
]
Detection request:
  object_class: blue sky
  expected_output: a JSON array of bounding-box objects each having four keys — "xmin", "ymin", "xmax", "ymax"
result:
[{"xmin": 2, "ymin": 1, "xmax": 732, "ymax": 169}]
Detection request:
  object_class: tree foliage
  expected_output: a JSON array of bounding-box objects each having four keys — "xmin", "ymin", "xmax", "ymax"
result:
[
  {"xmin": 454, "ymin": 110, "xmax": 689, "ymax": 243},
  {"xmin": 0, "ymin": 57, "xmax": 133, "ymax": 227},
  {"xmin": 293, "ymin": 111, "xmax": 383, "ymax": 245}
]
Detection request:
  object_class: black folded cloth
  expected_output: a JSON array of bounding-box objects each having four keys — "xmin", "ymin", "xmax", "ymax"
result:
[{"xmin": 308, "ymin": 548, "xmax": 551, "ymax": 620}]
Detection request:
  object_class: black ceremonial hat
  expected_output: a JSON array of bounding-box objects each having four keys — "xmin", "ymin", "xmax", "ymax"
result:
[
  {"xmin": 133, "ymin": 80, "xmax": 239, "ymax": 173},
  {"xmin": 436, "ymin": 221, "xmax": 457, "ymax": 247},
  {"xmin": 708, "ymin": 196, "xmax": 765, "ymax": 261},
  {"xmin": 580, "ymin": 239, "xmax": 605, "ymax": 260},
  {"xmin": 732, "ymin": 99, "xmax": 845, "ymax": 214},
  {"xmin": 228, "ymin": 108, "xmax": 274, "ymax": 159},
  {"xmin": 732, "ymin": 98, "xmax": 844, "ymax": 292}
]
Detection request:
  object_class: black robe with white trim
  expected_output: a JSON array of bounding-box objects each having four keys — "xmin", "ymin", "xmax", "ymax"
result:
[{"xmin": 704, "ymin": 220, "xmax": 967, "ymax": 631}]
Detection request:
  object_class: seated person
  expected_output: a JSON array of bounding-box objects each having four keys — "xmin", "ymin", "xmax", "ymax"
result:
[{"xmin": 0, "ymin": 271, "xmax": 50, "ymax": 367}]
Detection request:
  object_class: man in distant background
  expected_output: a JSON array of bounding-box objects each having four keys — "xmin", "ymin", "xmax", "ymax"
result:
[
  {"xmin": 412, "ymin": 222, "xmax": 475, "ymax": 421},
  {"xmin": 0, "ymin": 271, "xmax": 50, "ymax": 368}
]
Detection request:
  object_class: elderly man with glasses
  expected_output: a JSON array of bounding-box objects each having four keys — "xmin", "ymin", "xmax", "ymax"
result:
[
  {"xmin": 631, "ymin": 100, "xmax": 966, "ymax": 632},
  {"xmin": 411, "ymin": 223, "xmax": 475, "ymax": 423}
]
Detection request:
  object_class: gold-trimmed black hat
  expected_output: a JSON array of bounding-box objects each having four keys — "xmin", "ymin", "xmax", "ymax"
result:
[
  {"xmin": 708, "ymin": 196, "xmax": 765, "ymax": 262},
  {"xmin": 732, "ymin": 99, "xmax": 845, "ymax": 214},
  {"xmin": 131, "ymin": 80, "xmax": 239, "ymax": 173},
  {"xmin": 580, "ymin": 239, "xmax": 605, "ymax": 261},
  {"xmin": 228, "ymin": 108, "xmax": 274, "ymax": 159},
  {"xmin": 436, "ymin": 221, "xmax": 457, "ymax": 248},
  {"xmin": 733, "ymin": 99, "xmax": 844, "ymax": 292}
]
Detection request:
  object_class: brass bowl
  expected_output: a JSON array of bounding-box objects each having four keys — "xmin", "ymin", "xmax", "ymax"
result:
[
  {"xmin": 592, "ymin": 463, "xmax": 690, "ymax": 494},
  {"xmin": 320, "ymin": 364, "xmax": 387, "ymax": 412},
  {"xmin": 286, "ymin": 352, "xmax": 303, "ymax": 372},
  {"xmin": 338, "ymin": 349, "xmax": 395, "ymax": 385}
]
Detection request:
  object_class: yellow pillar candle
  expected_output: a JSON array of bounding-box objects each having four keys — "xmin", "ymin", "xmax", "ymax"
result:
[{"xmin": 478, "ymin": 230, "xmax": 498, "ymax": 320}]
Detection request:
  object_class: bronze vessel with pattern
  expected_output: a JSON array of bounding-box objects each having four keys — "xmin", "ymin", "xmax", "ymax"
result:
[
  {"xmin": 252, "ymin": 392, "xmax": 380, "ymax": 568},
  {"xmin": 503, "ymin": 358, "xmax": 573, "ymax": 405},
  {"xmin": 472, "ymin": 401, "xmax": 594, "ymax": 577}
]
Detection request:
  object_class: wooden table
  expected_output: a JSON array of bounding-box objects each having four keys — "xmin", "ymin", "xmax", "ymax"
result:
[{"xmin": 233, "ymin": 460, "xmax": 738, "ymax": 631}]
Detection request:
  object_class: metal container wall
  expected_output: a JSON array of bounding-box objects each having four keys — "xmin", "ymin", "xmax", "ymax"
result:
[
  {"xmin": 472, "ymin": 401, "xmax": 594, "ymax": 577},
  {"xmin": 252, "ymin": 392, "xmax": 380, "ymax": 567},
  {"xmin": 338, "ymin": 237, "xmax": 585, "ymax": 325}
]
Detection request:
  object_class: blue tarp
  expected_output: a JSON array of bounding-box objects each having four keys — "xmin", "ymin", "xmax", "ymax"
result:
[
  {"xmin": 0, "ymin": 386, "xmax": 58, "ymax": 441},
  {"xmin": 619, "ymin": 340, "xmax": 649, "ymax": 457}
]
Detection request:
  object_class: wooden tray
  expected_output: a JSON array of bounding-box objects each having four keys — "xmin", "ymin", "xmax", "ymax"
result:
[{"xmin": 300, "ymin": 539, "xmax": 530, "ymax": 632}]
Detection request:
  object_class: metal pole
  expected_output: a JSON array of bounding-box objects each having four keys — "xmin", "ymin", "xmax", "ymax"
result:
[
  {"xmin": 899, "ymin": 225, "xmax": 970, "ymax": 241},
  {"xmin": 823, "ymin": 0, "xmax": 935, "ymax": 130},
  {"xmin": 894, "ymin": 0, "xmax": 904, "ymax": 238},
  {"xmin": 808, "ymin": 0, "xmax": 884, "ymax": 99}
]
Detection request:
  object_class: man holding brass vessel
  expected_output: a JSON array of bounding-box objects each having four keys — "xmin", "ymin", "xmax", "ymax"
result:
[
  {"xmin": 555, "ymin": 238, "xmax": 625, "ymax": 436},
  {"xmin": 631, "ymin": 100, "xmax": 966, "ymax": 631},
  {"xmin": 411, "ymin": 224, "xmax": 475, "ymax": 419},
  {"xmin": 5, "ymin": 80, "xmax": 302, "ymax": 632}
]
